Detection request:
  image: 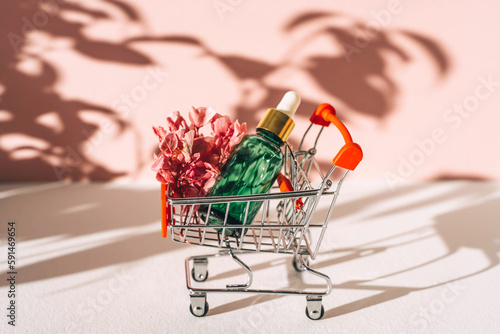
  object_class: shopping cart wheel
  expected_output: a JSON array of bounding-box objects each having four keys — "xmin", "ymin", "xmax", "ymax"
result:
[
  {"xmin": 189, "ymin": 294, "xmax": 209, "ymax": 317},
  {"xmin": 305, "ymin": 305, "xmax": 324, "ymax": 320},
  {"xmin": 191, "ymin": 268, "xmax": 209, "ymax": 282},
  {"xmin": 305, "ymin": 296, "xmax": 324, "ymax": 320},
  {"xmin": 292, "ymin": 255, "xmax": 310, "ymax": 272},
  {"xmin": 192, "ymin": 258, "xmax": 208, "ymax": 282}
]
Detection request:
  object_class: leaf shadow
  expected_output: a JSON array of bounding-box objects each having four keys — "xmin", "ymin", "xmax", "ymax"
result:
[
  {"xmin": 0, "ymin": 183, "xmax": 183, "ymax": 287},
  {"xmin": 0, "ymin": 1, "xmax": 162, "ymax": 181}
]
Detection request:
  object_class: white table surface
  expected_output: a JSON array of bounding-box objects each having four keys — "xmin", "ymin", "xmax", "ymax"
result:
[{"xmin": 0, "ymin": 181, "xmax": 499, "ymax": 334}]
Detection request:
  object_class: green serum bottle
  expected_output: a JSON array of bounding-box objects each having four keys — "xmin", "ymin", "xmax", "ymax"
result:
[{"xmin": 199, "ymin": 91, "xmax": 301, "ymax": 237}]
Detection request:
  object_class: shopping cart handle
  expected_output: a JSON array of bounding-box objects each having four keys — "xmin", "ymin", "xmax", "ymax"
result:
[
  {"xmin": 161, "ymin": 183, "xmax": 168, "ymax": 238},
  {"xmin": 309, "ymin": 103, "xmax": 363, "ymax": 171}
]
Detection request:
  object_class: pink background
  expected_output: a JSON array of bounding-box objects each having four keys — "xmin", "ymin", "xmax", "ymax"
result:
[{"xmin": 1, "ymin": 0, "xmax": 499, "ymax": 183}]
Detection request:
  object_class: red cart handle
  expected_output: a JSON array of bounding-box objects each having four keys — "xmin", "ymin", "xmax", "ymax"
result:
[
  {"xmin": 310, "ymin": 103, "xmax": 363, "ymax": 171},
  {"xmin": 161, "ymin": 183, "xmax": 168, "ymax": 238}
]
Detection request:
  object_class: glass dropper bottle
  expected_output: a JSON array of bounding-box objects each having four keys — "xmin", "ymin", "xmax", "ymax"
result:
[{"xmin": 199, "ymin": 91, "xmax": 301, "ymax": 237}]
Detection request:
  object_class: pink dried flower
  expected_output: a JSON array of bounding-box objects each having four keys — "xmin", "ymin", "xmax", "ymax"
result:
[
  {"xmin": 152, "ymin": 107, "xmax": 246, "ymax": 199},
  {"xmin": 189, "ymin": 106, "xmax": 217, "ymax": 128}
]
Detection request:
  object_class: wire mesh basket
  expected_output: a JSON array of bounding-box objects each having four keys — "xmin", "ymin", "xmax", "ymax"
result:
[{"xmin": 160, "ymin": 103, "xmax": 362, "ymax": 319}]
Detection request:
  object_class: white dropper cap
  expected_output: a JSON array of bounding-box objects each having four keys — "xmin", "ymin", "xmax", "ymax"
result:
[{"xmin": 276, "ymin": 91, "xmax": 301, "ymax": 119}]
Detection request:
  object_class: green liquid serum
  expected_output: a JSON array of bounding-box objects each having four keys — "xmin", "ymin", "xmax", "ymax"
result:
[{"xmin": 199, "ymin": 91, "xmax": 301, "ymax": 237}]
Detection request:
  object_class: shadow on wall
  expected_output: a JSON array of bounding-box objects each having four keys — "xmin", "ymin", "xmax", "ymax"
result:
[
  {"xmin": 0, "ymin": 3, "xmax": 450, "ymax": 181},
  {"xmin": 0, "ymin": 1, "xmax": 155, "ymax": 181},
  {"xmin": 139, "ymin": 12, "xmax": 450, "ymax": 130},
  {"xmin": 432, "ymin": 174, "xmax": 491, "ymax": 181},
  {"xmin": 229, "ymin": 12, "xmax": 450, "ymax": 129}
]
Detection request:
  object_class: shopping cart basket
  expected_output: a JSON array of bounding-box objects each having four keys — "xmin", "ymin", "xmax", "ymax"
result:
[{"xmin": 160, "ymin": 103, "xmax": 362, "ymax": 320}]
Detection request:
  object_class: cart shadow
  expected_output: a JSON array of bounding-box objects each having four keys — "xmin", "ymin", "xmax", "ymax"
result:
[
  {"xmin": 0, "ymin": 183, "xmax": 183, "ymax": 287},
  {"xmin": 209, "ymin": 294, "xmax": 283, "ymax": 317},
  {"xmin": 207, "ymin": 256, "xmax": 336, "ymax": 316},
  {"xmin": 322, "ymin": 183, "xmax": 499, "ymax": 319},
  {"xmin": 205, "ymin": 182, "xmax": 499, "ymax": 319}
]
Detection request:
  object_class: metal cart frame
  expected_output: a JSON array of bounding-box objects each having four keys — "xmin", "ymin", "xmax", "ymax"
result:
[{"xmin": 160, "ymin": 103, "xmax": 362, "ymax": 320}]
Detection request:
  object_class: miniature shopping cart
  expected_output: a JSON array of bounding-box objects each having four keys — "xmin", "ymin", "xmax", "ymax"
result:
[{"xmin": 160, "ymin": 103, "xmax": 362, "ymax": 320}]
